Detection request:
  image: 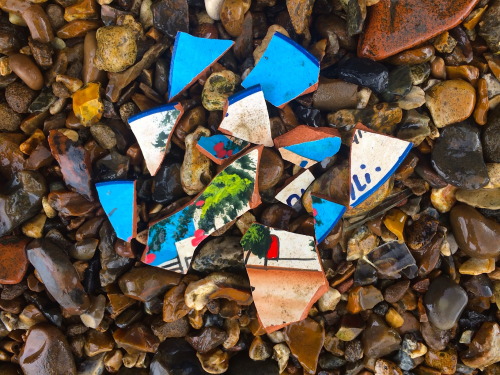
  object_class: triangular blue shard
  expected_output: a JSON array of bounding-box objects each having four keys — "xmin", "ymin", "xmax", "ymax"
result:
[
  {"xmin": 241, "ymin": 32, "xmax": 320, "ymax": 107},
  {"xmin": 312, "ymin": 195, "xmax": 346, "ymax": 244},
  {"xmin": 282, "ymin": 137, "xmax": 341, "ymax": 162},
  {"xmin": 96, "ymin": 181, "xmax": 136, "ymax": 242},
  {"xmin": 168, "ymin": 32, "xmax": 234, "ymax": 100}
]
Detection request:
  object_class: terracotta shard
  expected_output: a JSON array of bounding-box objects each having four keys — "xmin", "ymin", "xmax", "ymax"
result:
[
  {"xmin": 48, "ymin": 130, "xmax": 94, "ymax": 201},
  {"xmin": 275, "ymin": 169, "xmax": 315, "ymax": 209},
  {"xmin": 195, "ymin": 134, "xmax": 250, "ymax": 165},
  {"xmin": 96, "ymin": 181, "xmax": 137, "ymax": 242},
  {"xmin": 349, "ymin": 124, "xmax": 412, "ymax": 208},
  {"xmin": 241, "ymin": 223, "xmax": 328, "ymax": 332},
  {"xmin": 274, "ymin": 125, "xmax": 342, "ymax": 168},
  {"xmin": 128, "ymin": 102, "xmax": 184, "ymax": 176},
  {"xmin": 311, "ymin": 194, "xmax": 346, "ymax": 244},
  {"xmin": 0, "ymin": 237, "xmax": 29, "ymax": 284},
  {"xmin": 242, "ymin": 32, "xmax": 320, "ymax": 108},
  {"xmin": 144, "ymin": 146, "xmax": 263, "ymax": 273},
  {"xmin": 358, "ymin": 0, "xmax": 480, "ymax": 60},
  {"xmin": 168, "ymin": 32, "xmax": 234, "ymax": 100},
  {"xmin": 218, "ymin": 85, "xmax": 273, "ymax": 147}
]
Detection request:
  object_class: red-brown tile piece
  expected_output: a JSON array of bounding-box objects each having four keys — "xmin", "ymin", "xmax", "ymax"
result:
[
  {"xmin": 358, "ymin": 0, "xmax": 480, "ymax": 60},
  {"xmin": 0, "ymin": 237, "xmax": 29, "ymax": 284}
]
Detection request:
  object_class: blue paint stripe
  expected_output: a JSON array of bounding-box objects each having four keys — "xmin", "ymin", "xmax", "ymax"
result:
[
  {"xmin": 351, "ymin": 142, "xmax": 413, "ymax": 208},
  {"xmin": 274, "ymin": 32, "xmax": 320, "ymax": 68},
  {"xmin": 228, "ymin": 84, "xmax": 262, "ymax": 105},
  {"xmin": 128, "ymin": 103, "xmax": 180, "ymax": 123},
  {"xmin": 167, "ymin": 31, "xmax": 183, "ymax": 100}
]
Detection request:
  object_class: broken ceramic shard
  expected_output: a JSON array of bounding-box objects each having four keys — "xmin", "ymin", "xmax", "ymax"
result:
[
  {"xmin": 242, "ymin": 32, "xmax": 320, "ymax": 107},
  {"xmin": 274, "ymin": 125, "xmax": 342, "ymax": 168},
  {"xmin": 128, "ymin": 102, "xmax": 183, "ymax": 176},
  {"xmin": 218, "ymin": 85, "xmax": 273, "ymax": 147},
  {"xmin": 196, "ymin": 134, "xmax": 250, "ymax": 165},
  {"xmin": 312, "ymin": 194, "xmax": 346, "ymax": 244},
  {"xmin": 95, "ymin": 181, "xmax": 137, "ymax": 242},
  {"xmin": 144, "ymin": 147, "xmax": 262, "ymax": 273},
  {"xmin": 241, "ymin": 223, "xmax": 328, "ymax": 332},
  {"xmin": 168, "ymin": 32, "xmax": 234, "ymax": 100},
  {"xmin": 349, "ymin": 125, "xmax": 412, "ymax": 207},
  {"xmin": 275, "ymin": 169, "xmax": 315, "ymax": 210},
  {"xmin": 358, "ymin": 0, "xmax": 480, "ymax": 60}
]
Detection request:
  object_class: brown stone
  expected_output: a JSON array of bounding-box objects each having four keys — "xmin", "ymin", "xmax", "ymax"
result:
[
  {"xmin": 113, "ymin": 323, "xmax": 160, "ymax": 354},
  {"xmin": 284, "ymin": 318, "xmax": 324, "ymax": 374},
  {"xmin": 8, "ymin": 54, "xmax": 44, "ymax": 91},
  {"xmin": 386, "ymin": 46, "xmax": 435, "ymax": 65},
  {"xmin": 425, "ymin": 80, "xmax": 476, "ymax": 128},
  {"xmin": 258, "ymin": 148, "xmax": 284, "ymax": 191},
  {"xmin": 56, "ymin": 20, "xmax": 100, "ymax": 39},
  {"xmin": 19, "ymin": 324, "xmax": 76, "ymax": 375},
  {"xmin": 118, "ymin": 266, "xmax": 181, "ymax": 302},
  {"xmin": 461, "ymin": 322, "xmax": 500, "ymax": 370}
]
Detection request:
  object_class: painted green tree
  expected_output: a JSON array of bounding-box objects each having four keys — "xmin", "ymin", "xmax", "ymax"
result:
[
  {"xmin": 241, "ymin": 224, "xmax": 271, "ymax": 259},
  {"xmin": 197, "ymin": 156, "xmax": 256, "ymax": 233}
]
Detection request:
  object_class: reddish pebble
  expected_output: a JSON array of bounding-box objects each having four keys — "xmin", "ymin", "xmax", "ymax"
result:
[{"xmin": 0, "ymin": 237, "xmax": 29, "ymax": 284}]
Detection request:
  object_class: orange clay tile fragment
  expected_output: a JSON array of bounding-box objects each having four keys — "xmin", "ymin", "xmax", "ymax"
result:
[{"xmin": 358, "ymin": 0, "xmax": 480, "ymax": 60}]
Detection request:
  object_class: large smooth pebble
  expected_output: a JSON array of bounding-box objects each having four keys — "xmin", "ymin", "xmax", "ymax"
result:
[{"xmin": 8, "ymin": 54, "xmax": 44, "ymax": 90}]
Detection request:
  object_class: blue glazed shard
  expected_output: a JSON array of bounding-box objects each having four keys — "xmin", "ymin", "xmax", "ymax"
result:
[
  {"xmin": 96, "ymin": 181, "xmax": 137, "ymax": 242},
  {"xmin": 312, "ymin": 194, "xmax": 346, "ymax": 244},
  {"xmin": 168, "ymin": 32, "xmax": 234, "ymax": 100},
  {"xmin": 282, "ymin": 137, "xmax": 341, "ymax": 162},
  {"xmin": 241, "ymin": 32, "xmax": 320, "ymax": 107},
  {"xmin": 350, "ymin": 126, "xmax": 412, "ymax": 208},
  {"xmin": 196, "ymin": 134, "xmax": 249, "ymax": 165}
]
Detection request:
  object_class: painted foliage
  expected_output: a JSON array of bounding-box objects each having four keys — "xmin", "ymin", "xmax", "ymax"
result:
[
  {"xmin": 144, "ymin": 147, "xmax": 262, "ymax": 273},
  {"xmin": 128, "ymin": 103, "xmax": 183, "ymax": 176}
]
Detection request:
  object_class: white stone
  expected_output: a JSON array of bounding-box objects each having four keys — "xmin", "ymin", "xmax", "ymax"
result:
[
  {"xmin": 205, "ymin": 0, "xmax": 224, "ymax": 20},
  {"xmin": 318, "ymin": 287, "xmax": 341, "ymax": 312}
]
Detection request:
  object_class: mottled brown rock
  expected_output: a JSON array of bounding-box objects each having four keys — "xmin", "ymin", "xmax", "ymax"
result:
[
  {"xmin": 48, "ymin": 130, "xmax": 94, "ymax": 201},
  {"xmin": 461, "ymin": 322, "xmax": 500, "ymax": 370},
  {"xmin": 19, "ymin": 323, "xmax": 76, "ymax": 375},
  {"xmin": 113, "ymin": 323, "xmax": 160, "ymax": 354},
  {"xmin": 284, "ymin": 318, "xmax": 324, "ymax": 374},
  {"xmin": 95, "ymin": 26, "xmax": 137, "ymax": 73}
]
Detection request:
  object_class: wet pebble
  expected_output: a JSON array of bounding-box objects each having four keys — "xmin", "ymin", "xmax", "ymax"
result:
[
  {"xmin": 19, "ymin": 323, "xmax": 76, "ymax": 375},
  {"xmin": 450, "ymin": 204, "xmax": 500, "ymax": 259},
  {"xmin": 152, "ymin": 161, "xmax": 184, "ymax": 205},
  {"xmin": 284, "ymin": 318, "xmax": 324, "ymax": 374},
  {"xmin": 456, "ymin": 188, "xmax": 500, "ymax": 210},
  {"xmin": 478, "ymin": 0, "xmax": 500, "ymax": 53},
  {"xmin": 424, "ymin": 276, "xmax": 468, "ymax": 330},
  {"xmin": 150, "ymin": 338, "xmax": 210, "ymax": 375},
  {"xmin": 483, "ymin": 107, "xmax": 500, "ymax": 162},
  {"xmin": 152, "ymin": 0, "xmax": 189, "ymax": 39},
  {"xmin": 191, "ymin": 236, "xmax": 245, "ymax": 273},
  {"xmin": 312, "ymin": 78, "xmax": 358, "ymax": 111},
  {"xmin": 396, "ymin": 109, "xmax": 430, "ymax": 145},
  {"xmin": 425, "ymin": 80, "xmax": 476, "ymax": 128},
  {"xmin": 431, "ymin": 121, "xmax": 489, "ymax": 189},
  {"xmin": 362, "ymin": 315, "xmax": 401, "ymax": 359},
  {"xmin": 220, "ymin": 0, "xmax": 250, "ymax": 37},
  {"xmin": 181, "ymin": 126, "xmax": 213, "ymax": 195},
  {"xmin": 461, "ymin": 322, "xmax": 500, "ymax": 370},
  {"xmin": 8, "ymin": 54, "xmax": 44, "ymax": 91},
  {"xmin": 27, "ymin": 239, "xmax": 90, "ymax": 315},
  {"xmin": 118, "ymin": 266, "xmax": 181, "ymax": 302},
  {"xmin": 336, "ymin": 57, "xmax": 388, "ymax": 93}
]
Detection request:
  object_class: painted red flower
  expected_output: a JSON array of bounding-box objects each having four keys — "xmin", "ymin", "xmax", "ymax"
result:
[{"xmin": 191, "ymin": 229, "xmax": 208, "ymax": 247}]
